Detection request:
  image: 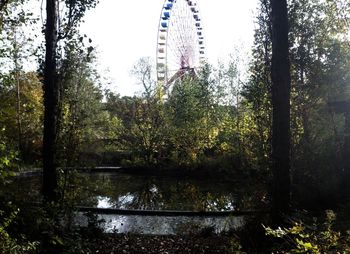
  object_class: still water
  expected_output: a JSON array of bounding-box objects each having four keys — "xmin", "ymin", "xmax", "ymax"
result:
[{"xmin": 9, "ymin": 171, "xmax": 265, "ymax": 234}]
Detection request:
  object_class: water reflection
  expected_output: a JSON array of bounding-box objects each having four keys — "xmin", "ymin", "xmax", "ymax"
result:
[
  {"xmin": 97, "ymin": 196, "xmax": 114, "ymax": 208},
  {"xmin": 8, "ymin": 171, "xmax": 266, "ymax": 212},
  {"xmin": 75, "ymin": 173, "xmax": 244, "ymax": 211},
  {"xmin": 76, "ymin": 213, "xmax": 245, "ymax": 235},
  {"xmin": 7, "ymin": 171, "xmax": 266, "ymax": 234}
]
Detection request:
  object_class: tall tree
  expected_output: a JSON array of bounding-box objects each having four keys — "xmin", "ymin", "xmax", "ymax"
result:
[
  {"xmin": 42, "ymin": 0, "xmax": 98, "ymax": 202},
  {"xmin": 270, "ymin": 0, "xmax": 291, "ymax": 222},
  {"xmin": 42, "ymin": 0, "xmax": 59, "ymax": 202},
  {"xmin": 242, "ymin": 0, "xmax": 273, "ymax": 171}
]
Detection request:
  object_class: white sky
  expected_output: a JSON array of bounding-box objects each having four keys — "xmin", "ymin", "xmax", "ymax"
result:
[{"xmin": 80, "ymin": 0, "xmax": 259, "ymax": 96}]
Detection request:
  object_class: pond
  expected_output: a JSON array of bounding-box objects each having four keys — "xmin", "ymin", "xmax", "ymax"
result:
[{"xmin": 7, "ymin": 170, "xmax": 267, "ymax": 234}]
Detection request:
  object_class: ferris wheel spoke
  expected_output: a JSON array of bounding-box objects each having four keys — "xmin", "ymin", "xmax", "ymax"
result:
[{"xmin": 167, "ymin": 39, "xmax": 184, "ymax": 65}]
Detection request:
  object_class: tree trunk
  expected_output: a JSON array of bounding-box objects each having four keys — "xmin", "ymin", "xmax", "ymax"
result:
[
  {"xmin": 0, "ymin": 0, "xmax": 9, "ymax": 35},
  {"xmin": 270, "ymin": 0, "xmax": 291, "ymax": 224},
  {"xmin": 0, "ymin": 0, "xmax": 8, "ymax": 10},
  {"xmin": 15, "ymin": 61, "xmax": 22, "ymax": 160},
  {"xmin": 42, "ymin": 0, "xmax": 59, "ymax": 202},
  {"xmin": 342, "ymin": 111, "xmax": 350, "ymax": 195},
  {"xmin": 12, "ymin": 28, "xmax": 23, "ymax": 161}
]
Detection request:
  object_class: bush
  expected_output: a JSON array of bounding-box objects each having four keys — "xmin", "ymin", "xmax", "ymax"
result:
[
  {"xmin": 264, "ymin": 210, "xmax": 350, "ymax": 253},
  {"xmin": 0, "ymin": 209, "xmax": 39, "ymax": 254},
  {"xmin": 0, "ymin": 137, "xmax": 38, "ymax": 253}
]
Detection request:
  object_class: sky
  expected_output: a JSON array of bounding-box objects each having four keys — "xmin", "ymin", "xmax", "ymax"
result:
[{"xmin": 79, "ymin": 0, "xmax": 259, "ymax": 96}]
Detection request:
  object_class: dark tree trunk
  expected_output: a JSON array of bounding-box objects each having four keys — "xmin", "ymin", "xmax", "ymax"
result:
[
  {"xmin": 329, "ymin": 101, "xmax": 350, "ymax": 197},
  {"xmin": 270, "ymin": 0, "xmax": 291, "ymax": 223},
  {"xmin": 342, "ymin": 111, "xmax": 350, "ymax": 196},
  {"xmin": 42, "ymin": 0, "xmax": 59, "ymax": 202},
  {"xmin": 0, "ymin": 0, "xmax": 9, "ymax": 31},
  {"xmin": 0, "ymin": 0, "xmax": 9, "ymax": 12}
]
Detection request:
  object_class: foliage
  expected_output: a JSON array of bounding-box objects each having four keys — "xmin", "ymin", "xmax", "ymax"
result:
[
  {"xmin": 264, "ymin": 211, "xmax": 350, "ymax": 253},
  {"xmin": 0, "ymin": 72, "xmax": 43, "ymax": 165},
  {"xmin": 0, "ymin": 0, "xmax": 38, "ymax": 64},
  {"xmin": 0, "ymin": 209, "xmax": 38, "ymax": 254},
  {"xmin": 166, "ymin": 71, "xmax": 218, "ymax": 164},
  {"xmin": 0, "ymin": 130, "xmax": 38, "ymax": 254},
  {"xmin": 58, "ymin": 0, "xmax": 99, "ymax": 41},
  {"xmin": 105, "ymin": 59, "xmax": 248, "ymax": 169},
  {"xmin": 0, "ymin": 0, "xmax": 41, "ymax": 166},
  {"xmin": 57, "ymin": 40, "xmax": 122, "ymax": 167},
  {"xmin": 241, "ymin": 0, "xmax": 272, "ymax": 171},
  {"xmin": 287, "ymin": 0, "xmax": 350, "ymax": 204},
  {"xmin": 123, "ymin": 58, "xmax": 168, "ymax": 165},
  {"xmin": 241, "ymin": 0, "xmax": 350, "ymax": 204},
  {"xmin": 0, "ymin": 139, "xmax": 16, "ymax": 180}
]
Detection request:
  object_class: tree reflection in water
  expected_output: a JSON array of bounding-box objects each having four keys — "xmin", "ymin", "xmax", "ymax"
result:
[
  {"xmin": 66, "ymin": 172, "xmax": 265, "ymax": 211},
  {"xmin": 8, "ymin": 171, "xmax": 267, "ymax": 212}
]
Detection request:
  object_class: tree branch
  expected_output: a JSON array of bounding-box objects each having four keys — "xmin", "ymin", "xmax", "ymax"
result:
[{"xmin": 0, "ymin": 0, "xmax": 9, "ymax": 12}]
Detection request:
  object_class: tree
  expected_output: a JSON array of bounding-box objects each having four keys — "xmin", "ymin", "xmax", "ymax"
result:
[
  {"xmin": 0, "ymin": 0, "xmax": 39, "ymax": 165},
  {"xmin": 242, "ymin": 0, "xmax": 272, "ymax": 171},
  {"xmin": 166, "ymin": 65, "xmax": 220, "ymax": 165},
  {"xmin": 42, "ymin": 0, "xmax": 59, "ymax": 202},
  {"xmin": 57, "ymin": 42, "xmax": 122, "ymax": 168},
  {"xmin": 127, "ymin": 57, "xmax": 167, "ymax": 165},
  {"xmin": 286, "ymin": 0, "xmax": 350, "ymax": 203},
  {"xmin": 270, "ymin": 0, "xmax": 291, "ymax": 222},
  {"xmin": 245, "ymin": 0, "xmax": 350, "ymax": 209},
  {"xmin": 42, "ymin": 0, "xmax": 98, "ymax": 202},
  {"xmin": 0, "ymin": 72, "xmax": 43, "ymax": 164}
]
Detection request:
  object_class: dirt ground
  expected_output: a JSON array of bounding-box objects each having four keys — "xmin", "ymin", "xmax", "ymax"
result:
[{"xmin": 85, "ymin": 234, "xmax": 238, "ymax": 254}]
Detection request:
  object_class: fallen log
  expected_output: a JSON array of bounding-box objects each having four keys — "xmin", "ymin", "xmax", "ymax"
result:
[{"xmin": 76, "ymin": 207, "xmax": 268, "ymax": 217}]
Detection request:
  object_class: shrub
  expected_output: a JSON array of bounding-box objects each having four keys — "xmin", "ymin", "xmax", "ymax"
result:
[{"xmin": 264, "ymin": 210, "xmax": 350, "ymax": 253}]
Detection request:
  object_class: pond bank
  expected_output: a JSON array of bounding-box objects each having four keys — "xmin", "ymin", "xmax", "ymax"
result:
[
  {"xmin": 16, "ymin": 164, "xmax": 258, "ymax": 180},
  {"xmin": 73, "ymin": 233, "xmax": 237, "ymax": 253}
]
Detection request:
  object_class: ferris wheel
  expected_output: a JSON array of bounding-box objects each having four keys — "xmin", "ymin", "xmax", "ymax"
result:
[{"xmin": 156, "ymin": 0, "xmax": 206, "ymax": 93}]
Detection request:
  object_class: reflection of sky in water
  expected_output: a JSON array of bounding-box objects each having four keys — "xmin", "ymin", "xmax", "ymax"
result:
[
  {"xmin": 97, "ymin": 193, "xmax": 235, "ymax": 211},
  {"xmin": 149, "ymin": 185, "xmax": 158, "ymax": 193},
  {"xmin": 117, "ymin": 194, "xmax": 135, "ymax": 209},
  {"xmin": 97, "ymin": 196, "xmax": 113, "ymax": 208},
  {"xmin": 11, "ymin": 172, "xmax": 265, "ymax": 235},
  {"xmin": 11, "ymin": 172, "xmax": 264, "ymax": 212},
  {"xmin": 206, "ymin": 197, "xmax": 235, "ymax": 211},
  {"xmin": 76, "ymin": 213, "xmax": 245, "ymax": 235},
  {"xmin": 98, "ymin": 195, "xmax": 136, "ymax": 209}
]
